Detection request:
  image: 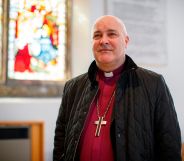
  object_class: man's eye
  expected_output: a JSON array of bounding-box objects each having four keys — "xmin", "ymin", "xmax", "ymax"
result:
[
  {"xmin": 93, "ymin": 34, "xmax": 101, "ymax": 39},
  {"xmin": 108, "ymin": 32, "xmax": 118, "ymax": 37}
]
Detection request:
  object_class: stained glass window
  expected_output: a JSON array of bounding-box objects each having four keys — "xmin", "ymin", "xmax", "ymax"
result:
[
  {"xmin": 0, "ymin": 0, "xmax": 71, "ymax": 97},
  {"xmin": 8, "ymin": 0, "xmax": 67, "ymax": 81}
]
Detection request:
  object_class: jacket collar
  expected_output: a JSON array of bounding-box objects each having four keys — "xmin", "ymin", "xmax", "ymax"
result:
[{"xmin": 88, "ymin": 55, "xmax": 138, "ymax": 88}]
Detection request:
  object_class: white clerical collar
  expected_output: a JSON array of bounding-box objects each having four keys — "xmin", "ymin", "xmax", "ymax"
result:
[{"xmin": 104, "ymin": 71, "xmax": 113, "ymax": 78}]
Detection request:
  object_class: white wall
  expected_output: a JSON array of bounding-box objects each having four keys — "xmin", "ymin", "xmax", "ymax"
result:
[
  {"xmin": 167, "ymin": 0, "xmax": 184, "ymax": 138},
  {"xmin": 148, "ymin": 0, "xmax": 184, "ymax": 139},
  {"xmin": 0, "ymin": 0, "xmax": 184, "ymax": 161}
]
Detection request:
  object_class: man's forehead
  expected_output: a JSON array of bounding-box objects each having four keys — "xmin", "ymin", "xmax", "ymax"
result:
[
  {"xmin": 94, "ymin": 19, "xmax": 120, "ymax": 28},
  {"xmin": 93, "ymin": 18, "xmax": 122, "ymax": 32},
  {"xmin": 91, "ymin": 16, "xmax": 127, "ymax": 36},
  {"xmin": 93, "ymin": 28, "xmax": 118, "ymax": 33}
]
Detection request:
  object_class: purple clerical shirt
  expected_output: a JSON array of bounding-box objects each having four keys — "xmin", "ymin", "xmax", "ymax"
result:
[{"xmin": 78, "ymin": 65, "xmax": 123, "ymax": 161}]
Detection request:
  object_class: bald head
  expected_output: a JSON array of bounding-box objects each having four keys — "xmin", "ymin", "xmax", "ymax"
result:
[{"xmin": 92, "ymin": 15, "xmax": 128, "ymax": 37}]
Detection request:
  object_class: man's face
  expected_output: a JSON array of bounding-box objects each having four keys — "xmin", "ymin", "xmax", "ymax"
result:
[{"xmin": 92, "ymin": 16, "xmax": 129, "ymax": 71}]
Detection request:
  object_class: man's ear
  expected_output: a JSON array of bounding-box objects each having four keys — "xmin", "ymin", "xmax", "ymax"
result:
[{"xmin": 125, "ymin": 36, "xmax": 129, "ymax": 48}]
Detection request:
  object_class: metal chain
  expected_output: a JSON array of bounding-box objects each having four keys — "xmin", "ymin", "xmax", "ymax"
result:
[{"xmin": 96, "ymin": 90, "xmax": 116, "ymax": 118}]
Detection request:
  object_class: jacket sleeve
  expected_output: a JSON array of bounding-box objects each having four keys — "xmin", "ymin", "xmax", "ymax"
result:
[
  {"xmin": 154, "ymin": 75, "xmax": 182, "ymax": 161},
  {"xmin": 53, "ymin": 83, "xmax": 70, "ymax": 161}
]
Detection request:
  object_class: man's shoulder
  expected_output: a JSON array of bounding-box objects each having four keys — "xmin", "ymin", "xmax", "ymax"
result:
[
  {"xmin": 136, "ymin": 67, "xmax": 162, "ymax": 80},
  {"xmin": 134, "ymin": 67, "xmax": 167, "ymax": 91},
  {"xmin": 67, "ymin": 73, "xmax": 88, "ymax": 83},
  {"xmin": 135, "ymin": 67, "xmax": 168, "ymax": 94},
  {"xmin": 64, "ymin": 73, "xmax": 89, "ymax": 90}
]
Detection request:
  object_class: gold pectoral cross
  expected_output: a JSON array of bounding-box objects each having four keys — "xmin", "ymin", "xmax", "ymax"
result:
[{"xmin": 94, "ymin": 117, "xmax": 107, "ymax": 137}]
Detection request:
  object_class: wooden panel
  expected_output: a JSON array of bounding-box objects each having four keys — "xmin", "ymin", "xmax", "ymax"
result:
[{"xmin": 31, "ymin": 123, "xmax": 44, "ymax": 161}]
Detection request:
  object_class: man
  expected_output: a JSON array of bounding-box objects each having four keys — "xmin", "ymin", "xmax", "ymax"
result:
[{"xmin": 53, "ymin": 15, "xmax": 181, "ymax": 161}]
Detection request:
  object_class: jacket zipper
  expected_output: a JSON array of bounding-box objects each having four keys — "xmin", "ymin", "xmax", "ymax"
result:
[{"xmin": 72, "ymin": 87, "xmax": 99, "ymax": 161}]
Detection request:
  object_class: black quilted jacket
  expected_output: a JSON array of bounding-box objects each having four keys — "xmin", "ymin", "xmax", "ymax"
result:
[{"xmin": 53, "ymin": 55, "xmax": 181, "ymax": 161}]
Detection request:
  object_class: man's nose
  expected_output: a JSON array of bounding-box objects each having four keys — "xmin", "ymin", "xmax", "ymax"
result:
[{"xmin": 99, "ymin": 35, "xmax": 109, "ymax": 44}]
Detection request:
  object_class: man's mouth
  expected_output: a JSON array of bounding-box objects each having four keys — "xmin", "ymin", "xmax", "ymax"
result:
[{"xmin": 98, "ymin": 49, "xmax": 112, "ymax": 52}]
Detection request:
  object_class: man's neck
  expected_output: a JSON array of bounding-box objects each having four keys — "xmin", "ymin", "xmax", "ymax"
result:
[{"xmin": 97, "ymin": 63, "xmax": 124, "ymax": 73}]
